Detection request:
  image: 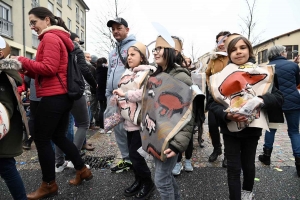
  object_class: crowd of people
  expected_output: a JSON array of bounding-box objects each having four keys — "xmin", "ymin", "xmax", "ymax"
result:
[{"xmin": 0, "ymin": 6, "xmax": 299, "ymax": 200}]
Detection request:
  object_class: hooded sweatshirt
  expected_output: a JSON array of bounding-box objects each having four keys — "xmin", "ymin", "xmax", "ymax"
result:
[{"xmin": 106, "ymin": 34, "xmax": 136, "ymax": 98}]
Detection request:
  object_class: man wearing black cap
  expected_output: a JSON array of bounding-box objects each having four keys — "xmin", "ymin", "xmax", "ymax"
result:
[
  {"xmin": 70, "ymin": 32, "xmax": 84, "ymax": 45},
  {"xmin": 106, "ymin": 17, "xmax": 136, "ymax": 173}
]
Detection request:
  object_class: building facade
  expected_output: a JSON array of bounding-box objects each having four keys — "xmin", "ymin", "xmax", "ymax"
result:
[
  {"xmin": 0, "ymin": 0, "xmax": 89, "ymax": 58},
  {"xmin": 253, "ymin": 29, "xmax": 300, "ymax": 64}
]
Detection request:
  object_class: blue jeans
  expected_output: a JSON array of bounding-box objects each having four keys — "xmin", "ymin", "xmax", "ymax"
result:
[
  {"xmin": 264, "ymin": 109, "xmax": 300, "ymax": 157},
  {"xmin": 0, "ymin": 158, "xmax": 27, "ymax": 200},
  {"xmin": 154, "ymin": 155, "xmax": 180, "ymax": 200}
]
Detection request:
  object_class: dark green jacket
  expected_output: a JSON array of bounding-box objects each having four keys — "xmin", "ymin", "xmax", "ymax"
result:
[
  {"xmin": 0, "ymin": 59, "xmax": 23, "ymax": 158},
  {"xmin": 167, "ymin": 64, "xmax": 194, "ymax": 153}
]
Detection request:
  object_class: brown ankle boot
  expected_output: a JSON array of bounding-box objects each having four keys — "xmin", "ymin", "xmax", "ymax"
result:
[
  {"xmin": 27, "ymin": 180, "xmax": 58, "ymax": 200},
  {"xmin": 69, "ymin": 165, "xmax": 93, "ymax": 185}
]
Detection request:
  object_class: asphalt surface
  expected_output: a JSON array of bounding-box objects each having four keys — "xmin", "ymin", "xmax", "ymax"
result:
[{"xmin": 1, "ymin": 119, "xmax": 300, "ymax": 199}]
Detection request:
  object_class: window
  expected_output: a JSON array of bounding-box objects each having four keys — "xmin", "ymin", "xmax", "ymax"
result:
[
  {"xmin": 75, "ymin": 4, "xmax": 79, "ymax": 23},
  {"xmin": 57, "ymin": 0, "xmax": 62, "ymax": 6},
  {"xmin": 48, "ymin": 1, "xmax": 54, "ymax": 12},
  {"xmin": 31, "ymin": 0, "xmax": 39, "ymax": 8},
  {"xmin": 258, "ymin": 49, "xmax": 268, "ymax": 64},
  {"xmin": 67, "ymin": 18, "xmax": 71, "ymax": 30},
  {"xmin": 0, "ymin": 3, "xmax": 13, "ymax": 38},
  {"xmin": 10, "ymin": 47, "xmax": 19, "ymax": 56},
  {"xmin": 26, "ymin": 52, "xmax": 33, "ymax": 59},
  {"xmin": 76, "ymin": 26, "xmax": 79, "ymax": 35},
  {"xmin": 284, "ymin": 45, "xmax": 298, "ymax": 59},
  {"xmin": 80, "ymin": 10, "xmax": 84, "ymax": 27},
  {"xmin": 67, "ymin": 0, "xmax": 71, "ymax": 7},
  {"xmin": 56, "ymin": 9, "xmax": 62, "ymax": 18},
  {"xmin": 80, "ymin": 30, "xmax": 84, "ymax": 41}
]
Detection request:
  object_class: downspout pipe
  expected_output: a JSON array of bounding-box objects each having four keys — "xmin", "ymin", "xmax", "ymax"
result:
[{"xmin": 22, "ymin": 0, "xmax": 26, "ymax": 56}]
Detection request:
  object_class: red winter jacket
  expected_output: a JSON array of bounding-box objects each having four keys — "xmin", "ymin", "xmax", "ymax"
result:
[{"xmin": 18, "ymin": 26, "xmax": 74, "ymax": 97}]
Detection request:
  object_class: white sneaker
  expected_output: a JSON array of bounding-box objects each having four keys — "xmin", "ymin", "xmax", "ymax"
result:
[
  {"xmin": 55, "ymin": 161, "xmax": 68, "ymax": 173},
  {"xmin": 67, "ymin": 161, "xmax": 90, "ymax": 169},
  {"xmin": 107, "ymin": 130, "xmax": 112, "ymax": 134},
  {"xmin": 172, "ymin": 162, "xmax": 183, "ymax": 175},
  {"xmin": 99, "ymin": 129, "xmax": 105, "ymax": 134},
  {"xmin": 241, "ymin": 190, "xmax": 254, "ymax": 200},
  {"xmin": 184, "ymin": 159, "xmax": 193, "ymax": 172}
]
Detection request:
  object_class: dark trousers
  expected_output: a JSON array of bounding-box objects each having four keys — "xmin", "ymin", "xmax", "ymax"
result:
[
  {"xmin": 28, "ymin": 100, "xmax": 40, "ymax": 139},
  {"xmin": 98, "ymin": 99, "xmax": 107, "ymax": 129},
  {"xmin": 127, "ymin": 130, "xmax": 151, "ymax": 180},
  {"xmin": 208, "ymin": 111, "xmax": 222, "ymax": 149},
  {"xmin": 0, "ymin": 157, "xmax": 27, "ymax": 200},
  {"xmin": 34, "ymin": 94, "xmax": 84, "ymax": 182},
  {"xmin": 178, "ymin": 133, "xmax": 193, "ymax": 161},
  {"xmin": 90, "ymin": 94, "xmax": 99, "ymax": 125},
  {"xmin": 223, "ymin": 134, "xmax": 259, "ymax": 200}
]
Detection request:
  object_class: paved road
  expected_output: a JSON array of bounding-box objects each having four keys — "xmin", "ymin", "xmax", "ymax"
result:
[{"xmin": 1, "ymin": 120, "xmax": 300, "ymax": 199}]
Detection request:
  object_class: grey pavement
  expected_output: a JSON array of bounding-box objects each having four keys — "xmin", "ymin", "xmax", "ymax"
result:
[{"xmin": 1, "ymin": 120, "xmax": 300, "ymax": 199}]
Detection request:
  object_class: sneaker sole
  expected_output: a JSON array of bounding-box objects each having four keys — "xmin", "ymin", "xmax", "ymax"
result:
[{"xmin": 111, "ymin": 167, "xmax": 130, "ymax": 173}]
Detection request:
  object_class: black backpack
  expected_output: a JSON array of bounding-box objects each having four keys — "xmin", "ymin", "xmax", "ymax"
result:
[{"xmin": 57, "ymin": 49, "xmax": 85, "ymax": 100}]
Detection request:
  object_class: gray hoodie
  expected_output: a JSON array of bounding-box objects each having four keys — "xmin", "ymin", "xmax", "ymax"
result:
[{"xmin": 105, "ymin": 34, "xmax": 136, "ymax": 98}]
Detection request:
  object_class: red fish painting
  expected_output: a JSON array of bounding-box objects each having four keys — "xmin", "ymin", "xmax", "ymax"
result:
[{"xmin": 155, "ymin": 92, "xmax": 190, "ymax": 118}]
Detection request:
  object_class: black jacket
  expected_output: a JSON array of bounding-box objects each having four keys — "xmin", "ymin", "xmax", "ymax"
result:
[
  {"xmin": 73, "ymin": 42, "xmax": 97, "ymax": 89},
  {"xmin": 96, "ymin": 65, "xmax": 108, "ymax": 101},
  {"xmin": 86, "ymin": 61, "xmax": 97, "ymax": 94}
]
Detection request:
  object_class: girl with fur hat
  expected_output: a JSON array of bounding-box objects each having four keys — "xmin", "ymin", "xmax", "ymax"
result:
[
  {"xmin": 113, "ymin": 42, "xmax": 156, "ymax": 199},
  {"xmin": 207, "ymin": 34, "xmax": 283, "ymax": 199}
]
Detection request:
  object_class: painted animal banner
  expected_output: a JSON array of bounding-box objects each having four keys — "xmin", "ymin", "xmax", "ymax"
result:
[
  {"xmin": 140, "ymin": 72, "xmax": 198, "ymax": 162},
  {"xmin": 118, "ymin": 68, "xmax": 149, "ymax": 125},
  {"xmin": 209, "ymin": 62, "xmax": 275, "ymax": 132}
]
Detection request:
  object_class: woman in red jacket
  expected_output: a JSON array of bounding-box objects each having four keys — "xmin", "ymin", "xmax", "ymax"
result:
[{"xmin": 14, "ymin": 7, "xmax": 93, "ymax": 200}]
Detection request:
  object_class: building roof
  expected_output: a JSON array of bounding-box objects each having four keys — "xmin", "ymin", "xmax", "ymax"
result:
[
  {"xmin": 253, "ymin": 28, "xmax": 300, "ymax": 48},
  {"xmin": 78, "ymin": 0, "xmax": 90, "ymax": 10}
]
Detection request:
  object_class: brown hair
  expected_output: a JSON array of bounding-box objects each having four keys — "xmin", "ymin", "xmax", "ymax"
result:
[
  {"xmin": 227, "ymin": 36, "xmax": 255, "ymax": 62},
  {"xmin": 124, "ymin": 46, "xmax": 149, "ymax": 69},
  {"xmin": 216, "ymin": 31, "xmax": 231, "ymax": 43},
  {"xmin": 29, "ymin": 7, "xmax": 69, "ymax": 31}
]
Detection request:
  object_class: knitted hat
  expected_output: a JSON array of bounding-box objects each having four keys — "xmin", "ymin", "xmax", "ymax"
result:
[
  {"xmin": 0, "ymin": 36, "xmax": 10, "ymax": 59},
  {"xmin": 132, "ymin": 42, "xmax": 149, "ymax": 59}
]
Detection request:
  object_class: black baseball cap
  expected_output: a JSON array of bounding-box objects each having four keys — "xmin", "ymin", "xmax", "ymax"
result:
[
  {"xmin": 107, "ymin": 17, "xmax": 128, "ymax": 28},
  {"xmin": 70, "ymin": 32, "xmax": 84, "ymax": 45}
]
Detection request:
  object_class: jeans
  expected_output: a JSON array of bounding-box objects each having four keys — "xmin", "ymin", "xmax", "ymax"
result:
[
  {"xmin": 208, "ymin": 111, "xmax": 222, "ymax": 149},
  {"xmin": 264, "ymin": 109, "xmax": 300, "ymax": 157},
  {"xmin": 127, "ymin": 130, "xmax": 151, "ymax": 179},
  {"xmin": 0, "ymin": 158, "xmax": 27, "ymax": 200},
  {"xmin": 154, "ymin": 155, "xmax": 180, "ymax": 200},
  {"xmin": 34, "ymin": 94, "xmax": 84, "ymax": 182},
  {"xmin": 223, "ymin": 134, "xmax": 259, "ymax": 200}
]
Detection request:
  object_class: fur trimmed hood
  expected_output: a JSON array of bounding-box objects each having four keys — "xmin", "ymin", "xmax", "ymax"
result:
[
  {"xmin": 0, "ymin": 58, "xmax": 23, "ymax": 86},
  {"xmin": 0, "ymin": 58, "xmax": 22, "ymax": 71}
]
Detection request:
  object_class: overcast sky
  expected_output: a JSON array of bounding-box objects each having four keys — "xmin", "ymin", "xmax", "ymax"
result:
[{"xmin": 84, "ymin": 0, "xmax": 300, "ymax": 61}]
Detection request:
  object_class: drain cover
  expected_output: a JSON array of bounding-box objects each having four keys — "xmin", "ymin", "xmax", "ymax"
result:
[{"xmin": 83, "ymin": 155, "xmax": 115, "ymax": 169}]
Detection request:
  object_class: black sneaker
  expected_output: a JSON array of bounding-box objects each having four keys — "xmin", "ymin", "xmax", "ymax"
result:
[
  {"xmin": 208, "ymin": 148, "xmax": 222, "ymax": 162},
  {"xmin": 22, "ymin": 139, "xmax": 32, "ymax": 150},
  {"xmin": 111, "ymin": 160, "xmax": 132, "ymax": 173}
]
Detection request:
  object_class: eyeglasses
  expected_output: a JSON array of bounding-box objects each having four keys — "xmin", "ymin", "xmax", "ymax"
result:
[
  {"xmin": 152, "ymin": 46, "xmax": 163, "ymax": 54},
  {"xmin": 29, "ymin": 20, "xmax": 38, "ymax": 27}
]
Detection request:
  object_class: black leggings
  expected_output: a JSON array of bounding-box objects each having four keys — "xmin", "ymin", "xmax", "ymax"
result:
[
  {"xmin": 208, "ymin": 111, "xmax": 222, "ymax": 149},
  {"xmin": 34, "ymin": 94, "xmax": 84, "ymax": 182},
  {"xmin": 127, "ymin": 130, "xmax": 151, "ymax": 180},
  {"xmin": 178, "ymin": 133, "xmax": 193, "ymax": 161},
  {"xmin": 98, "ymin": 99, "xmax": 107, "ymax": 129},
  {"xmin": 223, "ymin": 134, "xmax": 259, "ymax": 200}
]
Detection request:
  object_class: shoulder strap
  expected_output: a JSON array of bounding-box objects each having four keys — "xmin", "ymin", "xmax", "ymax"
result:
[{"xmin": 117, "ymin": 45, "xmax": 126, "ymax": 65}]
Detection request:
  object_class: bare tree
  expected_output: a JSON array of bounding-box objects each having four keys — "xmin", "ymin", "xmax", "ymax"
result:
[
  {"xmin": 86, "ymin": 0, "xmax": 128, "ymax": 57},
  {"xmin": 187, "ymin": 40, "xmax": 201, "ymax": 64},
  {"xmin": 239, "ymin": 0, "xmax": 264, "ymax": 48}
]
